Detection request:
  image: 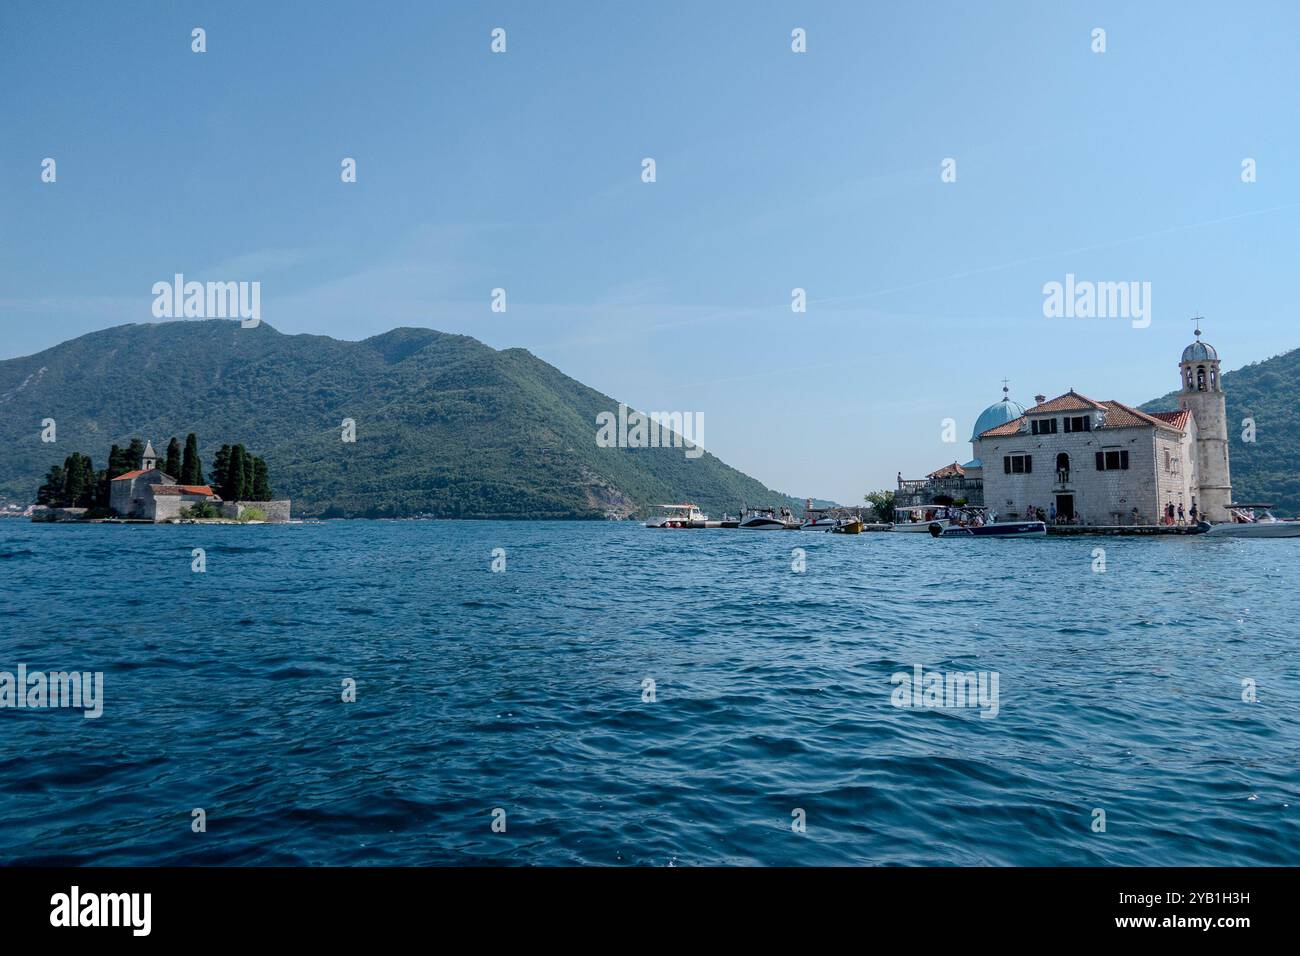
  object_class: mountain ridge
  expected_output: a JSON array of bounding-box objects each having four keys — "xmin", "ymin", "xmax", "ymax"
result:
[{"xmin": 0, "ymin": 320, "xmax": 824, "ymax": 519}]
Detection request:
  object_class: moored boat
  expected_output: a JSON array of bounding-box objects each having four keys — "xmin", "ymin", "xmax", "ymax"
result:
[
  {"xmin": 645, "ymin": 503, "xmax": 709, "ymax": 528},
  {"xmin": 926, "ymin": 506, "xmax": 1046, "ymax": 538},
  {"xmin": 1202, "ymin": 505, "xmax": 1300, "ymax": 538},
  {"xmin": 739, "ymin": 506, "xmax": 795, "ymax": 530},
  {"xmin": 892, "ymin": 505, "xmax": 955, "ymax": 533}
]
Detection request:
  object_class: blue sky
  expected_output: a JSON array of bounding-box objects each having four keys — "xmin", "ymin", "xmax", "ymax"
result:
[{"xmin": 3, "ymin": 1, "xmax": 1298, "ymax": 503}]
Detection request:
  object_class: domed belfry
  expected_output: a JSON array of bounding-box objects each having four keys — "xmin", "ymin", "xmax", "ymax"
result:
[{"xmin": 1178, "ymin": 321, "xmax": 1231, "ymax": 521}]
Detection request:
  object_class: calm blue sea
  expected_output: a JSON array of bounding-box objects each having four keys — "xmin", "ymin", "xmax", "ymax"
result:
[{"xmin": 1, "ymin": 520, "xmax": 1297, "ymax": 866}]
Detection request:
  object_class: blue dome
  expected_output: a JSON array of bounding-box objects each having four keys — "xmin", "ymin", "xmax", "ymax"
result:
[
  {"xmin": 971, "ymin": 396, "xmax": 1026, "ymax": 441},
  {"xmin": 1182, "ymin": 340, "xmax": 1218, "ymax": 362}
]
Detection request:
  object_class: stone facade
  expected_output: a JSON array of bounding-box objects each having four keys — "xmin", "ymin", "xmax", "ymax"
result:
[
  {"xmin": 969, "ymin": 331, "xmax": 1231, "ymax": 525},
  {"xmin": 975, "ymin": 407, "xmax": 1190, "ymax": 524}
]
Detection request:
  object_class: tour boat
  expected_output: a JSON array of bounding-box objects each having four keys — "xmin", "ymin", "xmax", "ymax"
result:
[
  {"xmin": 739, "ymin": 506, "xmax": 792, "ymax": 530},
  {"xmin": 892, "ymin": 505, "xmax": 955, "ymax": 533},
  {"xmin": 645, "ymin": 503, "xmax": 708, "ymax": 528},
  {"xmin": 1202, "ymin": 506, "xmax": 1300, "ymax": 538}
]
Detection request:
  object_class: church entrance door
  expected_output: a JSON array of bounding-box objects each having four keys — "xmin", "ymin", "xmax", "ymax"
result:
[{"xmin": 1055, "ymin": 494, "xmax": 1074, "ymax": 522}]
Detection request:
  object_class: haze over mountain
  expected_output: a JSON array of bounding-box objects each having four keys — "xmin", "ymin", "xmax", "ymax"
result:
[{"xmin": 0, "ymin": 320, "xmax": 821, "ymax": 518}]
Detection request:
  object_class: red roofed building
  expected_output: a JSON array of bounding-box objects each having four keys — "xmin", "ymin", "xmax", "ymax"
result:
[
  {"xmin": 970, "ymin": 329, "xmax": 1231, "ymax": 525},
  {"xmin": 108, "ymin": 440, "xmax": 223, "ymax": 520}
]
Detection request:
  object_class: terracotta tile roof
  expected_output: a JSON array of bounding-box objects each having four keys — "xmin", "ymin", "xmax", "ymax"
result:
[
  {"xmin": 111, "ymin": 467, "xmax": 174, "ymax": 481},
  {"xmin": 979, "ymin": 416, "xmax": 1027, "ymax": 437},
  {"xmin": 149, "ymin": 485, "xmax": 217, "ymax": 497},
  {"xmin": 927, "ymin": 462, "xmax": 966, "ymax": 478},
  {"xmin": 977, "ymin": 392, "xmax": 1186, "ymax": 438},
  {"xmin": 1026, "ymin": 391, "xmax": 1108, "ymax": 414},
  {"xmin": 1148, "ymin": 409, "xmax": 1191, "ymax": 430},
  {"xmin": 1098, "ymin": 400, "xmax": 1184, "ymax": 432}
]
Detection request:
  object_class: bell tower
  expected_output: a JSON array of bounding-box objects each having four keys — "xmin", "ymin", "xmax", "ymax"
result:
[
  {"xmin": 142, "ymin": 439, "xmax": 158, "ymax": 472},
  {"xmin": 1178, "ymin": 319, "xmax": 1231, "ymax": 521}
]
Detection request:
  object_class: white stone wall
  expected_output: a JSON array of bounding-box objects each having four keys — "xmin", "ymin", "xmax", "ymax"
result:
[{"xmin": 975, "ymin": 423, "xmax": 1194, "ymax": 525}]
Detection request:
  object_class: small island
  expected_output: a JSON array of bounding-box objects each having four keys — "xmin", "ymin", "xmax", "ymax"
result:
[{"xmin": 33, "ymin": 435, "xmax": 291, "ymax": 523}]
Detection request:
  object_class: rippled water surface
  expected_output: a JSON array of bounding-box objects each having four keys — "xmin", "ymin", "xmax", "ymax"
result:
[{"xmin": 1, "ymin": 520, "xmax": 1297, "ymax": 865}]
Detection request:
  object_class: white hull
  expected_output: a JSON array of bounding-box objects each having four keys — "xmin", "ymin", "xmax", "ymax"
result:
[
  {"xmin": 893, "ymin": 519, "xmax": 950, "ymax": 533},
  {"xmin": 1205, "ymin": 521, "xmax": 1300, "ymax": 538},
  {"xmin": 800, "ymin": 519, "xmax": 840, "ymax": 532}
]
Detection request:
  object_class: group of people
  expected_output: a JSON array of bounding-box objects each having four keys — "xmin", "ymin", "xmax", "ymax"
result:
[
  {"xmin": 1161, "ymin": 501, "xmax": 1199, "ymax": 526},
  {"xmin": 1023, "ymin": 503, "xmax": 1084, "ymax": 526}
]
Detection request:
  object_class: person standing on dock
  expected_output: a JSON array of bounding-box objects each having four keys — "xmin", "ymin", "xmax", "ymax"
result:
[{"xmin": 1178, "ymin": 503, "xmax": 1186, "ymax": 524}]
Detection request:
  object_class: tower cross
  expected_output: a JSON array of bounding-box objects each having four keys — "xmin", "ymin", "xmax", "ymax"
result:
[{"xmin": 1191, "ymin": 314, "xmax": 1204, "ymax": 337}]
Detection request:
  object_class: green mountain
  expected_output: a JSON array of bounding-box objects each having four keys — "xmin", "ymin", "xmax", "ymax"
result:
[
  {"xmin": 1141, "ymin": 346, "xmax": 1300, "ymax": 516},
  {"xmin": 0, "ymin": 320, "xmax": 815, "ymax": 519}
]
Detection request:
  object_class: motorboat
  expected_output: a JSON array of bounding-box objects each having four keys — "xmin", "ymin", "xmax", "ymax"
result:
[
  {"xmin": 800, "ymin": 507, "xmax": 841, "ymax": 531},
  {"xmin": 739, "ymin": 506, "xmax": 794, "ymax": 530},
  {"xmin": 1202, "ymin": 505, "xmax": 1300, "ymax": 538},
  {"xmin": 892, "ymin": 504, "xmax": 955, "ymax": 533},
  {"xmin": 926, "ymin": 506, "xmax": 1046, "ymax": 538},
  {"xmin": 645, "ymin": 503, "xmax": 708, "ymax": 528}
]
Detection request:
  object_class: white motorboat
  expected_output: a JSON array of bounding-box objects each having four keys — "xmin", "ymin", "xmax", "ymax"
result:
[
  {"xmin": 645, "ymin": 503, "xmax": 708, "ymax": 528},
  {"xmin": 1203, "ymin": 506, "xmax": 1300, "ymax": 538},
  {"xmin": 739, "ymin": 506, "xmax": 792, "ymax": 530},
  {"xmin": 892, "ymin": 505, "xmax": 955, "ymax": 533}
]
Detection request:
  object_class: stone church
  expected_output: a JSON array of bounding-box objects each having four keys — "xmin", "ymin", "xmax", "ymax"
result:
[
  {"xmin": 108, "ymin": 440, "xmax": 222, "ymax": 521},
  {"xmin": 901, "ymin": 327, "xmax": 1232, "ymax": 525},
  {"xmin": 973, "ymin": 327, "xmax": 1230, "ymax": 524}
]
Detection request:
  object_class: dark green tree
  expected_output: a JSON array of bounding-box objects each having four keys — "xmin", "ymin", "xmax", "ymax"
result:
[
  {"xmin": 106, "ymin": 444, "xmax": 126, "ymax": 479},
  {"xmin": 227, "ymin": 445, "xmax": 249, "ymax": 501},
  {"xmin": 210, "ymin": 444, "xmax": 231, "ymax": 497},
  {"xmin": 181, "ymin": 433, "xmax": 204, "ymax": 485},
  {"xmin": 37, "ymin": 465, "xmax": 66, "ymax": 506},
  {"xmin": 123, "ymin": 438, "xmax": 145, "ymax": 472},
  {"xmin": 62, "ymin": 454, "xmax": 89, "ymax": 507},
  {"xmin": 78, "ymin": 455, "xmax": 96, "ymax": 507},
  {"xmin": 165, "ymin": 437, "xmax": 182, "ymax": 477},
  {"xmin": 251, "ymin": 456, "xmax": 272, "ymax": 501}
]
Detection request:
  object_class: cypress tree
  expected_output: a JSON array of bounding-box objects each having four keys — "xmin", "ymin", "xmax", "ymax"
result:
[
  {"xmin": 124, "ymin": 438, "xmax": 145, "ymax": 471},
  {"xmin": 37, "ymin": 465, "xmax": 66, "ymax": 506},
  {"xmin": 62, "ymin": 454, "xmax": 86, "ymax": 506},
  {"xmin": 95, "ymin": 468, "xmax": 111, "ymax": 509},
  {"xmin": 251, "ymin": 457, "xmax": 271, "ymax": 501},
  {"xmin": 211, "ymin": 445, "xmax": 231, "ymax": 498},
  {"xmin": 165, "ymin": 437, "xmax": 182, "ymax": 477},
  {"xmin": 227, "ymin": 445, "xmax": 248, "ymax": 502},
  {"xmin": 78, "ymin": 456, "xmax": 96, "ymax": 507},
  {"xmin": 181, "ymin": 433, "xmax": 203, "ymax": 485},
  {"xmin": 106, "ymin": 444, "xmax": 126, "ymax": 480},
  {"xmin": 237, "ymin": 446, "xmax": 255, "ymax": 500}
]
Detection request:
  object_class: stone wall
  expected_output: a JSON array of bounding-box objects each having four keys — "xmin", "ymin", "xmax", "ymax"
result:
[
  {"xmin": 219, "ymin": 500, "xmax": 292, "ymax": 522},
  {"xmin": 976, "ymin": 424, "xmax": 1188, "ymax": 525}
]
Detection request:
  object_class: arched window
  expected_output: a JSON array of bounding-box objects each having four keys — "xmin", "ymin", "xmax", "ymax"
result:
[
  {"xmin": 1184, "ymin": 367, "xmax": 1192, "ymax": 389},
  {"xmin": 1196, "ymin": 366, "xmax": 1206, "ymax": 390},
  {"xmin": 1210, "ymin": 367, "xmax": 1218, "ymax": 389},
  {"xmin": 1055, "ymin": 452, "xmax": 1070, "ymax": 483}
]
